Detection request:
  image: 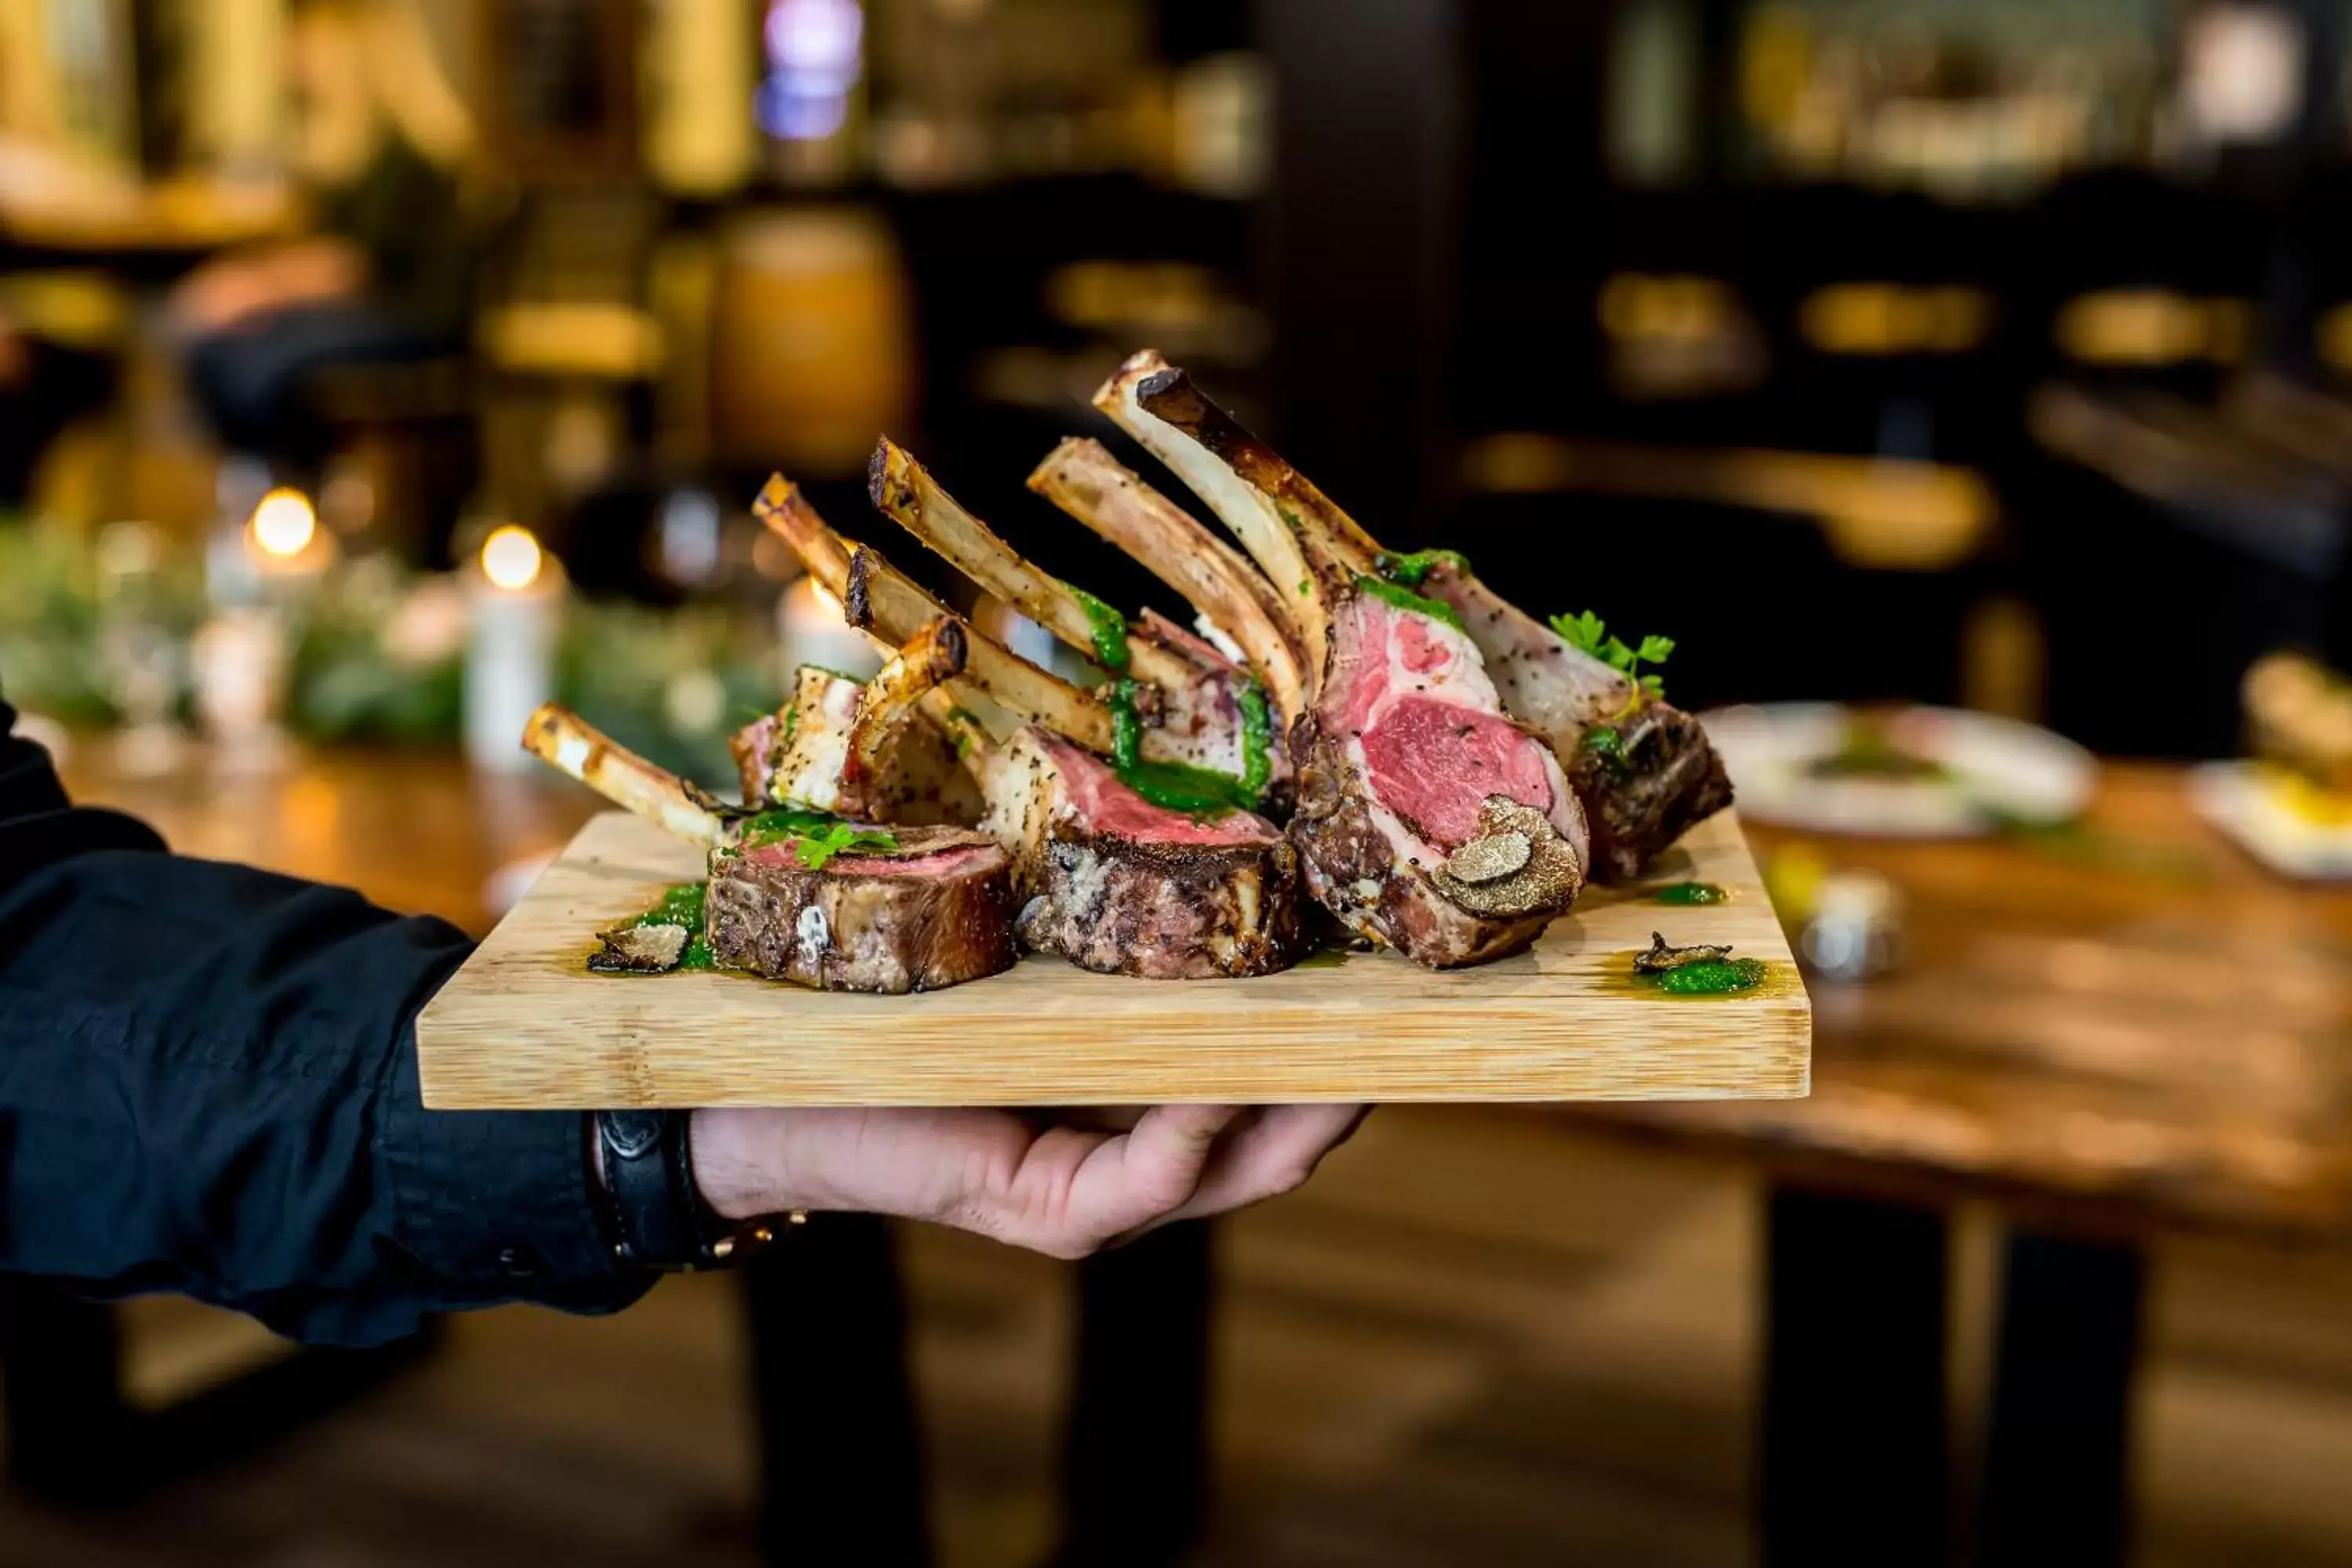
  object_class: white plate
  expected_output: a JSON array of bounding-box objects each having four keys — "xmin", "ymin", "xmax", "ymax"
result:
[
  {"xmin": 1700, "ymin": 703, "xmax": 2096, "ymax": 837},
  {"xmin": 2187, "ymin": 761, "xmax": 2352, "ymax": 880}
]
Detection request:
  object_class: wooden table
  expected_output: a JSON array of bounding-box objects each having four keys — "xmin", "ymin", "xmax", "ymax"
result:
[
  {"xmin": 1588, "ymin": 766, "xmax": 2352, "ymax": 1568},
  {"xmin": 1617, "ymin": 767, "xmax": 2352, "ymax": 1240},
  {"xmin": 54, "ymin": 735, "xmax": 597, "ymax": 938}
]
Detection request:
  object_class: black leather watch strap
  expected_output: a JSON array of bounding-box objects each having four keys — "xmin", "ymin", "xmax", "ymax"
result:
[{"xmin": 593, "ymin": 1109, "xmax": 761, "ymax": 1272}]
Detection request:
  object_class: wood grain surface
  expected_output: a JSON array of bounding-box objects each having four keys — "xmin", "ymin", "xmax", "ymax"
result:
[
  {"xmin": 416, "ymin": 810, "xmax": 1810, "ymax": 1109},
  {"xmin": 1589, "ymin": 768, "xmax": 2352, "ymax": 1241}
]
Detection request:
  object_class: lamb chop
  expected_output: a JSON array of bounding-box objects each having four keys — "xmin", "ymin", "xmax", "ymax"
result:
[
  {"xmin": 1092, "ymin": 351, "xmax": 1588, "ymax": 967},
  {"xmin": 522, "ymin": 702, "xmax": 1016, "ymax": 993},
  {"xmin": 757, "ymin": 474, "xmax": 1305, "ymax": 980},
  {"xmin": 866, "ymin": 436, "xmax": 1285, "ymax": 798},
  {"xmin": 1410, "ymin": 562, "xmax": 1732, "ymax": 881}
]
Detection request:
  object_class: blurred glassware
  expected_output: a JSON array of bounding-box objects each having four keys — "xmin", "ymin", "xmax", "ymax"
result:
[
  {"xmin": 1798, "ymin": 869, "xmax": 1904, "ymax": 982},
  {"xmin": 190, "ymin": 606, "xmax": 288, "ymax": 771}
]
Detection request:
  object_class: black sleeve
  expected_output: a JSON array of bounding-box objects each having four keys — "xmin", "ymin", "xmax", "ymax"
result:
[{"xmin": 0, "ymin": 699, "xmax": 652, "ymax": 1345}]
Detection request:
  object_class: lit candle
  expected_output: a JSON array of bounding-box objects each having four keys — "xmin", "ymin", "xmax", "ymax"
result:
[
  {"xmin": 247, "ymin": 486, "xmax": 334, "ymax": 586},
  {"xmin": 466, "ymin": 525, "xmax": 564, "ymax": 771},
  {"xmin": 774, "ymin": 572, "xmax": 881, "ymax": 683}
]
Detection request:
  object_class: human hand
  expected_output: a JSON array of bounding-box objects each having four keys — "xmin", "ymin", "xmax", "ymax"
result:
[{"xmin": 689, "ymin": 1103, "xmax": 1367, "ymax": 1259}]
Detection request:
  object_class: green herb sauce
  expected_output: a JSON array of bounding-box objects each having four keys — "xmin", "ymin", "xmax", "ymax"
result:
[
  {"xmin": 1109, "ymin": 678, "xmax": 1145, "ymax": 770},
  {"xmin": 602, "ymin": 880, "xmax": 714, "ymax": 971},
  {"xmin": 1654, "ymin": 881, "xmax": 1729, "ymax": 906},
  {"xmin": 1374, "ymin": 548, "xmax": 1470, "ymax": 589},
  {"xmin": 1065, "ymin": 583, "xmax": 1131, "ymax": 672},
  {"xmin": 1353, "ymin": 574, "xmax": 1465, "ymax": 630},
  {"xmin": 1105, "ymin": 677, "xmax": 1258, "ymax": 815},
  {"xmin": 1648, "ymin": 956, "xmax": 1767, "ymax": 995},
  {"xmin": 1236, "ymin": 678, "xmax": 1274, "ymax": 800}
]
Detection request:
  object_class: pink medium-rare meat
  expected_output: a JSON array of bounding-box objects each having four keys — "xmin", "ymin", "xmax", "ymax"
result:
[
  {"xmin": 977, "ymin": 727, "xmax": 1302, "ymax": 978},
  {"xmin": 1289, "ymin": 588, "xmax": 1588, "ymax": 966},
  {"xmin": 1093, "ymin": 351, "xmax": 1588, "ymax": 967},
  {"xmin": 1416, "ymin": 561, "xmax": 1731, "ymax": 880}
]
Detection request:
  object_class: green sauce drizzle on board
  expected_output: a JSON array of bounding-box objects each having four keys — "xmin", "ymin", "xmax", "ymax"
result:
[
  {"xmin": 1647, "ymin": 957, "xmax": 1766, "ymax": 995},
  {"xmin": 608, "ymin": 880, "xmax": 713, "ymax": 971},
  {"xmin": 1654, "ymin": 881, "xmax": 1729, "ymax": 906},
  {"xmin": 1353, "ymin": 574, "xmax": 1465, "ymax": 630}
]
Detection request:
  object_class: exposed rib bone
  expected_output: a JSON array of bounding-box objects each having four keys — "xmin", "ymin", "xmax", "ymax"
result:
[
  {"xmin": 521, "ymin": 702, "xmax": 733, "ymax": 848},
  {"xmin": 1029, "ymin": 437, "xmax": 1309, "ymax": 724},
  {"xmin": 869, "ymin": 437, "xmax": 1196, "ymax": 691},
  {"xmin": 1093, "ymin": 350, "xmax": 1380, "ymax": 688},
  {"xmin": 753, "ymin": 474, "xmax": 855, "ymax": 601},
  {"xmin": 841, "ymin": 545, "xmax": 1118, "ymax": 757},
  {"xmin": 760, "ymin": 666, "xmax": 866, "ymax": 812},
  {"xmin": 841, "ymin": 616, "xmax": 967, "ymax": 818}
]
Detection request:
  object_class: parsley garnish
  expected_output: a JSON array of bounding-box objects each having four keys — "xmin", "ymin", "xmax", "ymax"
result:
[
  {"xmin": 738, "ymin": 808, "xmax": 898, "ymax": 869},
  {"xmin": 1550, "ymin": 608, "xmax": 1674, "ymax": 711},
  {"xmin": 791, "ymin": 821, "xmax": 898, "ymax": 869}
]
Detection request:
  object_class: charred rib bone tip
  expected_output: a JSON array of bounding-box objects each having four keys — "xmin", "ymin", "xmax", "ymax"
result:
[
  {"xmin": 933, "ymin": 618, "xmax": 967, "ymax": 677},
  {"xmin": 844, "ymin": 549, "xmax": 877, "ymax": 630},
  {"xmin": 1444, "ymin": 831, "xmax": 1532, "ymax": 885}
]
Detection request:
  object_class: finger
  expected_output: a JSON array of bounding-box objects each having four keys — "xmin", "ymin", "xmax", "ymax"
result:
[
  {"xmin": 1124, "ymin": 1103, "xmax": 1370, "ymax": 1238},
  {"xmin": 1049, "ymin": 1105, "xmax": 1151, "ymax": 1134},
  {"xmin": 1031, "ymin": 1102, "xmax": 1241, "ymax": 1253},
  {"xmin": 697, "ymin": 1106, "xmax": 1036, "ymax": 1224}
]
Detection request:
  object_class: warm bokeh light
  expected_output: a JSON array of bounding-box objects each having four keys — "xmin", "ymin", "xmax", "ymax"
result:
[
  {"xmin": 808, "ymin": 577, "xmax": 844, "ymax": 618},
  {"xmin": 481, "ymin": 525, "xmax": 546, "ymax": 591},
  {"xmin": 249, "ymin": 488, "xmax": 317, "ymax": 559}
]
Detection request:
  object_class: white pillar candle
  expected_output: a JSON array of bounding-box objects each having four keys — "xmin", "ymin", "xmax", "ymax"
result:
[
  {"xmin": 466, "ymin": 526, "xmax": 564, "ymax": 772},
  {"xmin": 773, "ymin": 572, "xmax": 880, "ymax": 684}
]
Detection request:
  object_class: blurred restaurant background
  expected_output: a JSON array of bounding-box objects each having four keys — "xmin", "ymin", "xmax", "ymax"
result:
[{"xmin": 9, "ymin": 0, "xmax": 2352, "ymax": 1564}]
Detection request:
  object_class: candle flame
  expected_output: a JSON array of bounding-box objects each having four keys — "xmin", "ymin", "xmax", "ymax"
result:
[
  {"xmin": 249, "ymin": 488, "xmax": 317, "ymax": 558},
  {"xmin": 481, "ymin": 525, "xmax": 545, "ymax": 591}
]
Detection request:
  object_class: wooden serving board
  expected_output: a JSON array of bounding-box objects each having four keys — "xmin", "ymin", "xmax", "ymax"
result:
[{"xmin": 416, "ymin": 810, "xmax": 1810, "ymax": 1108}]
